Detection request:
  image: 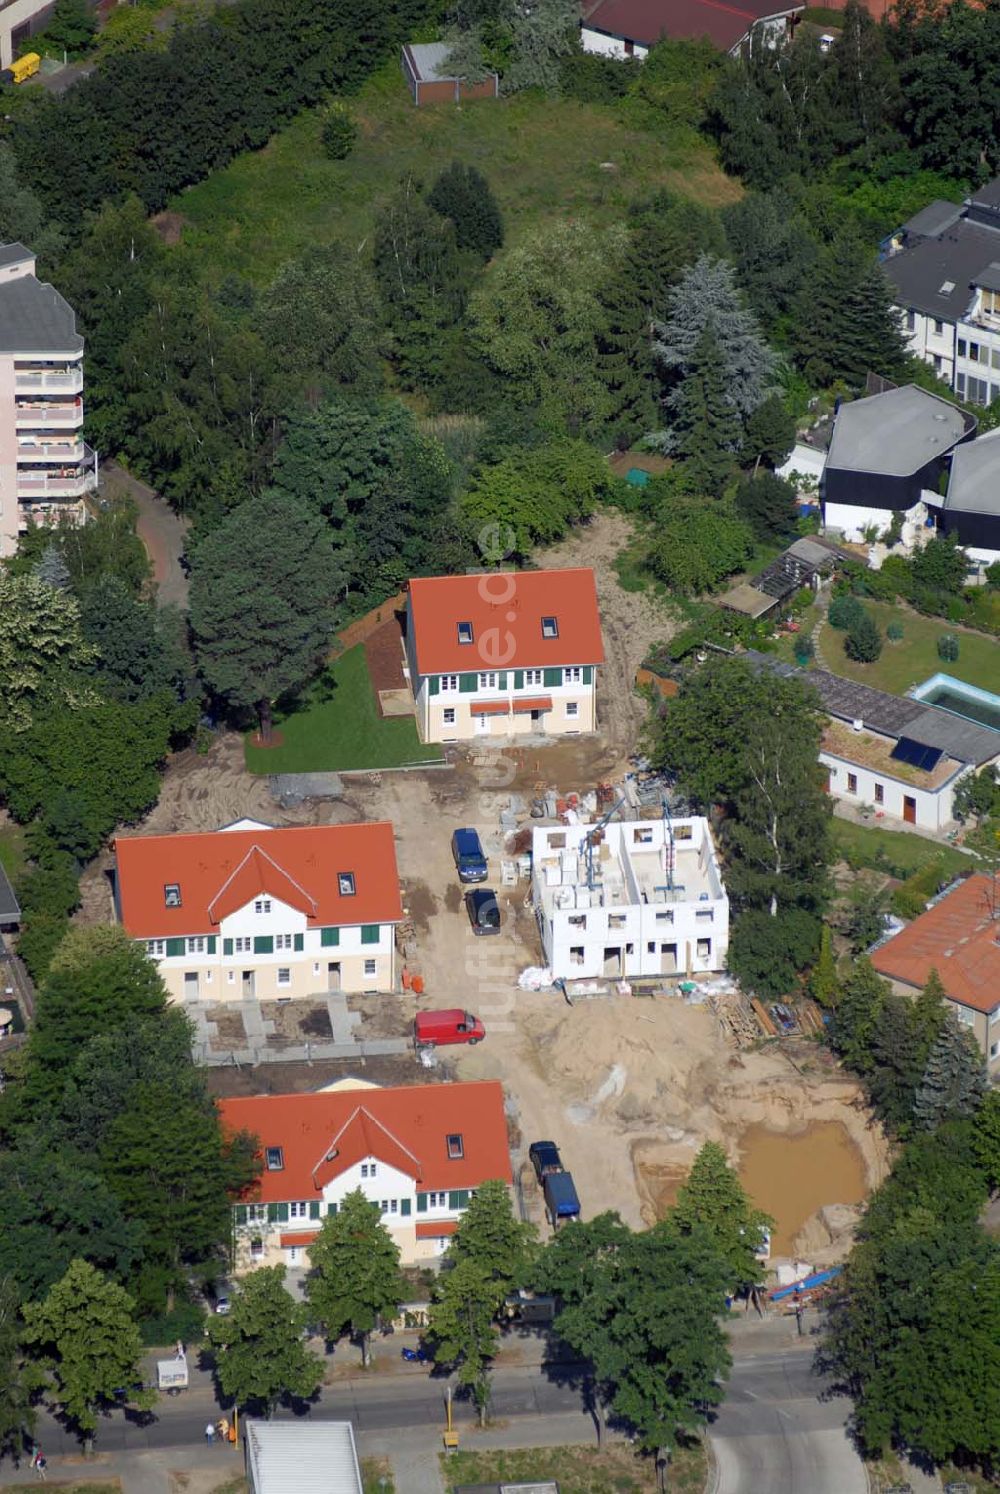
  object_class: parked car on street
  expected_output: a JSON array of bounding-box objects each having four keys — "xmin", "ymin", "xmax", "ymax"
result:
[
  {"xmin": 414, "ymin": 1008, "xmax": 486, "ymax": 1047},
  {"xmin": 528, "ymin": 1140, "xmax": 563, "ymax": 1183},
  {"xmin": 451, "ymin": 827, "xmax": 488, "ymax": 883},
  {"xmin": 465, "ymin": 887, "xmax": 500, "ymax": 935}
]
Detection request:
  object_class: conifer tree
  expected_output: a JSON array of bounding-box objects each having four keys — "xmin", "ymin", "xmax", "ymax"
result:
[
  {"xmin": 669, "ymin": 329, "xmax": 740, "ymax": 496},
  {"xmin": 914, "ymin": 1013, "xmax": 988, "ymax": 1132},
  {"xmin": 428, "ymin": 162, "xmax": 504, "ymax": 260},
  {"xmin": 810, "ymin": 925, "xmax": 839, "ymax": 1007},
  {"xmin": 790, "ymin": 235, "xmax": 908, "ymax": 389}
]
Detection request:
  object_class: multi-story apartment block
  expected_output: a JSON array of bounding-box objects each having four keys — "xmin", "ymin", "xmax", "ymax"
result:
[
  {"xmin": 219, "ymin": 1079, "xmax": 512, "ymax": 1268},
  {"xmin": 405, "ymin": 568, "xmax": 604, "ymax": 744},
  {"xmin": 112, "ymin": 819, "xmax": 402, "ymax": 1002},
  {"xmin": 0, "ymin": 242, "xmax": 97, "ymax": 559},
  {"xmin": 884, "ymin": 179, "xmax": 1000, "ymax": 407},
  {"xmin": 532, "ymin": 815, "xmax": 729, "ymax": 981}
]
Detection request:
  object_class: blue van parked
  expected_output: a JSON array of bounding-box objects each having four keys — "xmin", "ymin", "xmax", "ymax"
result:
[{"xmin": 452, "ymin": 827, "xmax": 488, "ymax": 883}]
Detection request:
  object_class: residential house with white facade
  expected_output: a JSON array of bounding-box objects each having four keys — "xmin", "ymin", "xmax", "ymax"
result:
[
  {"xmin": 0, "ymin": 242, "xmax": 97, "ymax": 559},
  {"xmin": 820, "ymin": 383, "xmax": 973, "ymax": 544},
  {"xmin": 580, "ymin": 0, "xmax": 803, "ymax": 58},
  {"xmin": 532, "ymin": 815, "xmax": 729, "ymax": 981},
  {"xmin": 872, "ymin": 874, "xmax": 1000, "ymax": 1076},
  {"xmin": 746, "ymin": 653, "xmax": 1000, "ymax": 832},
  {"xmin": 113, "ymin": 819, "xmax": 402, "ymax": 1002},
  {"xmin": 404, "ymin": 568, "xmax": 604, "ymax": 744},
  {"xmin": 885, "ymin": 179, "xmax": 1000, "ymax": 406},
  {"xmin": 219, "ymin": 1079, "xmax": 512, "ymax": 1268}
]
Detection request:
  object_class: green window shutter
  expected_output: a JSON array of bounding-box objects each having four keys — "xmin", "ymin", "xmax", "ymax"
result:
[
  {"xmin": 582, "ymin": 665, "xmax": 593, "ymax": 684},
  {"xmin": 321, "ymin": 927, "xmax": 340, "ymax": 947},
  {"xmin": 328, "ymin": 1202, "xmax": 337, "ymax": 1216},
  {"xmin": 234, "ymin": 1205, "xmax": 247, "ymax": 1226},
  {"xmin": 416, "ymin": 1193, "xmax": 428, "ymax": 1213},
  {"xmin": 277, "ymin": 1202, "xmax": 289, "ymax": 1222},
  {"xmin": 294, "ymin": 933, "xmax": 304, "ymax": 952},
  {"xmin": 223, "ymin": 938, "xmax": 233, "ymax": 956},
  {"xmin": 401, "ymin": 1197, "xmax": 412, "ymax": 1217},
  {"xmin": 267, "ymin": 1203, "xmax": 278, "ymax": 1223},
  {"xmin": 254, "ymin": 935, "xmax": 273, "ymax": 954},
  {"xmin": 543, "ymin": 667, "xmax": 561, "ymax": 687},
  {"xmin": 459, "ymin": 673, "xmax": 477, "ymax": 693},
  {"xmin": 429, "ymin": 675, "xmax": 440, "ymax": 696},
  {"xmin": 498, "ymin": 671, "xmax": 507, "ymax": 689},
  {"xmin": 448, "ymin": 1190, "xmax": 461, "ymax": 1210},
  {"xmin": 459, "ymin": 1190, "xmax": 471, "ymax": 1209},
  {"xmin": 361, "ymin": 925, "xmax": 379, "ymax": 945},
  {"xmin": 206, "ymin": 935, "xmax": 217, "ymax": 954},
  {"xmin": 514, "ymin": 670, "xmax": 524, "ymax": 690},
  {"xmin": 165, "ymin": 937, "xmax": 184, "ymax": 957},
  {"xmin": 309, "ymin": 1200, "xmax": 320, "ymax": 1219}
]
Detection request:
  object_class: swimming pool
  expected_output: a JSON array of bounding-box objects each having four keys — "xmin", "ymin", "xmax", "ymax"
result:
[{"xmin": 911, "ymin": 673, "xmax": 1000, "ymax": 731}]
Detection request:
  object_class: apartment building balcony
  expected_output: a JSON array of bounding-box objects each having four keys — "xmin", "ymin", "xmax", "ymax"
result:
[
  {"xmin": 17, "ymin": 437, "xmax": 85, "ymax": 463},
  {"xmin": 16, "ymin": 442, "xmax": 97, "ymax": 498},
  {"xmin": 13, "ymin": 366, "xmax": 84, "ymax": 395},
  {"xmin": 15, "ymin": 399, "xmax": 83, "ymax": 429}
]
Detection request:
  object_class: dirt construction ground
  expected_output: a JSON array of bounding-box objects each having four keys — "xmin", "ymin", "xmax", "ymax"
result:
[{"xmin": 79, "ymin": 512, "xmax": 889, "ymax": 1258}]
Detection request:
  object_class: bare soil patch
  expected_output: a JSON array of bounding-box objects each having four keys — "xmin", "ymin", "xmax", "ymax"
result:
[
  {"xmin": 204, "ymin": 1052, "xmax": 455, "ymax": 1099},
  {"xmin": 260, "ymin": 1000, "xmax": 332, "ymax": 1044},
  {"xmin": 151, "ymin": 210, "xmax": 186, "ymax": 244},
  {"xmin": 209, "ymin": 1007, "xmax": 248, "ymax": 1051},
  {"xmin": 538, "ymin": 510, "xmax": 676, "ymax": 762},
  {"xmin": 347, "ymin": 990, "xmax": 409, "ymax": 1039}
]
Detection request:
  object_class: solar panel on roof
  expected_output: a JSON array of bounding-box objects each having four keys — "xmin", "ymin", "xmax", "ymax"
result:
[{"xmin": 891, "ymin": 736, "xmax": 943, "ymax": 772}]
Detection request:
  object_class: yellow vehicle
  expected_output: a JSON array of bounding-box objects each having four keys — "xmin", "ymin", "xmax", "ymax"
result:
[{"xmin": 3, "ymin": 52, "xmax": 41, "ymax": 85}]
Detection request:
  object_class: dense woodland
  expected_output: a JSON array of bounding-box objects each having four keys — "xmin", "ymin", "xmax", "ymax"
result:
[{"xmin": 0, "ymin": 0, "xmax": 998, "ymax": 1474}]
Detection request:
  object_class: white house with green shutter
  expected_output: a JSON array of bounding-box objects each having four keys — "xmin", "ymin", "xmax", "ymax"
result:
[
  {"xmin": 112, "ymin": 820, "xmax": 402, "ymax": 1003},
  {"xmin": 220, "ymin": 1080, "xmax": 513, "ymax": 1269},
  {"xmin": 404, "ymin": 569, "xmax": 604, "ymax": 744}
]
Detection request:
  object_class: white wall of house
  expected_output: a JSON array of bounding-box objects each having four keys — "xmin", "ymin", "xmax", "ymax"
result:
[
  {"xmin": 533, "ymin": 817, "xmax": 729, "ymax": 981},
  {"xmin": 821, "ymin": 750, "xmax": 968, "ymax": 831},
  {"xmin": 233, "ymin": 1154, "xmax": 484, "ymax": 1269},
  {"xmin": 411, "ymin": 666, "xmax": 598, "ymax": 743},
  {"xmin": 143, "ymin": 891, "xmax": 395, "ymax": 1002},
  {"xmin": 900, "ymin": 307, "xmax": 957, "ymax": 387},
  {"xmin": 580, "ymin": 26, "xmax": 649, "ymax": 57}
]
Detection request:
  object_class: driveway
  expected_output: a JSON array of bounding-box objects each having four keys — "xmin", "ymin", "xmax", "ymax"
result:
[
  {"xmin": 104, "ymin": 461, "xmax": 190, "ymax": 608},
  {"xmin": 709, "ymin": 1346, "xmax": 866, "ymax": 1494}
]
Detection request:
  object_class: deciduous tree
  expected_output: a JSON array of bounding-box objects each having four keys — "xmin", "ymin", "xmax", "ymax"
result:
[
  {"xmin": 672, "ymin": 1142, "xmax": 771, "ymax": 1290},
  {"xmin": 460, "ymin": 439, "xmax": 617, "ymax": 558},
  {"xmin": 306, "ymin": 1190, "xmax": 405, "ymax": 1366},
  {"xmin": 255, "ymin": 247, "xmax": 383, "ymax": 391},
  {"xmin": 0, "ymin": 574, "xmax": 95, "ymax": 732},
  {"xmin": 427, "ymin": 1257, "xmax": 500, "ymax": 1426},
  {"xmin": 0, "ymin": 1277, "xmax": 32, "ymax": 1462},
  {"xmin": 448, "ymin": 1178, "xmax": 537, "ymax": 1291},
  {"xmin": 22, "ymin": 1260, "xmax": 154, "ymax": 1440},
  {"xmin": 207, "ymin": 1267, "xmax": 323, "ymax": 1417},
  {"xmin": 734, "ymin": 471, "xmax": 798, "ymax": 542}
]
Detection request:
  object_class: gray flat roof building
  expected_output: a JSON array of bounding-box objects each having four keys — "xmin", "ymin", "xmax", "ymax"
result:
[
  {"xmin": 0, "ymin": 273, "xmax": 83, "ymax": 355},
  {"xmin": 825, "ymin": 385, "xmax": 969, "ymax": 478},
  {"xmin": 244, "ymin": 1419, "xmax": 363, "ymax": 1494},
  {"xmin": 944, "ymin": 428, "xmax": 1000, "ymax": 517}
]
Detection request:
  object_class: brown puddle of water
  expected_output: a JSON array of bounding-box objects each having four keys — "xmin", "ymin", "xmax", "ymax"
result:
[{"xmin": 738, "ymin": 1121, "xmax": 868, "ymax": 1256}]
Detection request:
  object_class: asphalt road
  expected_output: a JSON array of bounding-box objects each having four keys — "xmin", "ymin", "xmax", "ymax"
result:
[
  {"xmin": 709, "ymin": 1348, "xmax": 866, "ymax": 1494},
  {"xmin": 25, "ymin": 1338, "xmax": 866, "ymax": 1494}
]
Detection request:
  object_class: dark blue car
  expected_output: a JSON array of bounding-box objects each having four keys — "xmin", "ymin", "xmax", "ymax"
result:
[{"xmin": 452, "ymin": 827, "xmax": 488, "ymax": 883}]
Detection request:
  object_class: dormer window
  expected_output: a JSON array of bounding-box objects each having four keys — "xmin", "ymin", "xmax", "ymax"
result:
[
  {"xmin": 164, "ymin": 883, "xmax": 181, "ymax": 908},
  {"xmin": 446, "ymin": 1133, "xmax": 464, "ymax": 1160},
  {"xmin": 541, "ymin": 616, "xmax": 558, "ymax": 639},
  {"xmin": 265, "ymin": 1146, "xmax": 284, "ymax": 1171},
  {"xmin": 338, "ymin": 872, "xmax": 356, "ymax": 896},
  {"xmin": 457, "ymin": 621, "xmax": 474, "ymax": 644}
]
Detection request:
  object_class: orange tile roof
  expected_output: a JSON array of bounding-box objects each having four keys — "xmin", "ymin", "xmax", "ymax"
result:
[
  {"xmin": 871, "ymin": 874, "xmax": 1000, "ymax": 1015},
  {"xmin": 280, "ymin": 1231, "xmax": 319, "ymax": 1248},
  {"xmin": 416, "ymin": 1220, "xmax": 459, "ymax": 1239},
  {"xmin": 219, "ymin": 1081, "xmax": 512, "ymax": 1200},
  {"xmin": 513, "ymin": 696, "xmax": 553, "ymax": 713},
  {"xmin": 408, "ymin": 569, "xmax": 604, "ymax": 675},
  {"xmin": 114, "ymin": 822, "xmax": 402, "ymax": 939}
]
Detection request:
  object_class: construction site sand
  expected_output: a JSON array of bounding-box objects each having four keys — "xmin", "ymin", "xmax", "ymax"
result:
[{"xmin": 452, "ymin": 991, "xmax": 890, "ymax": 1260}]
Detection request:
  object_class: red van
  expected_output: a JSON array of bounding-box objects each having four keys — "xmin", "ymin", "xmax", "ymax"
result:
[{"xmin": 414, "ymin": 1008, "xmax": 486, "ymax": 1047}]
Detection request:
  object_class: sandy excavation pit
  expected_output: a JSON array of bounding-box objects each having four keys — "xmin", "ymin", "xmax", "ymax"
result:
[{"xmin": 452, "ymin": 991, "xmax": 890, "ymax": 1264}]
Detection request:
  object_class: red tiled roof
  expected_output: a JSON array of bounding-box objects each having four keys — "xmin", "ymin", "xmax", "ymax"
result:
[
  {"xmin": 584, "ymin": 0, "xmax": 802, "ymax": 50},
  {"xmin": 280, "ymin": 1231, "xmax": 319, "ymax": 1248},
  {"xmin": 871, "ymin": 874, "xmax": 1000, "ymax": 1015},
  {"xmin": 513, "ymin": 696, "xmax": 553, "ymax": 713},
  {"xmin": 220, "ymin": 1081, "xmax": 512, "ymax": 1200},
  {"xmin": 114, "ymin": 822, "xmax": 402, "ymax": 939},
  {"xmin": 408, "ymin": 569, "xmax": 604, "ymax": 676},
  {"xmin": 416, "ymin": 1220, "xmax": 459, "ymax": 1239}
]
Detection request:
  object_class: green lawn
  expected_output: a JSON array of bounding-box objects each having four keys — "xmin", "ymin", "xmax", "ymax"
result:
[
  {"xmin": 170, "ymin": 63, "xmax": 739, "ymax": 287},
  {"xmin": 442, "ymin": 1440, "xmax": 707, "ymax": 1492},
  {"xmin": 244, "ymin": 644, "xmax": 441, "ymax": 774},
  {"xmin": 0, "ymin": 822, "xmax": 27, "ymax": 888},
  {"xmin": 815, "ymin": 601, "xmax": 999, "ymax": 696},
  {"xmin": 831, "ymin": 818, "xmax": 973, "ymax": 880}
]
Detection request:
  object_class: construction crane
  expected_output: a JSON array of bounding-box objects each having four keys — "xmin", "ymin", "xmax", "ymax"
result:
[{"xmin": 585, "ymin": 796, "xmax": 627, "ymax": 889}]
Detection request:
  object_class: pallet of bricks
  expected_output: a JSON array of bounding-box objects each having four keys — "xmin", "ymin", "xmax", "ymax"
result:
[{"xmin": 710, "ymin": 989, "xmax": 760, "ymax": 1047}]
